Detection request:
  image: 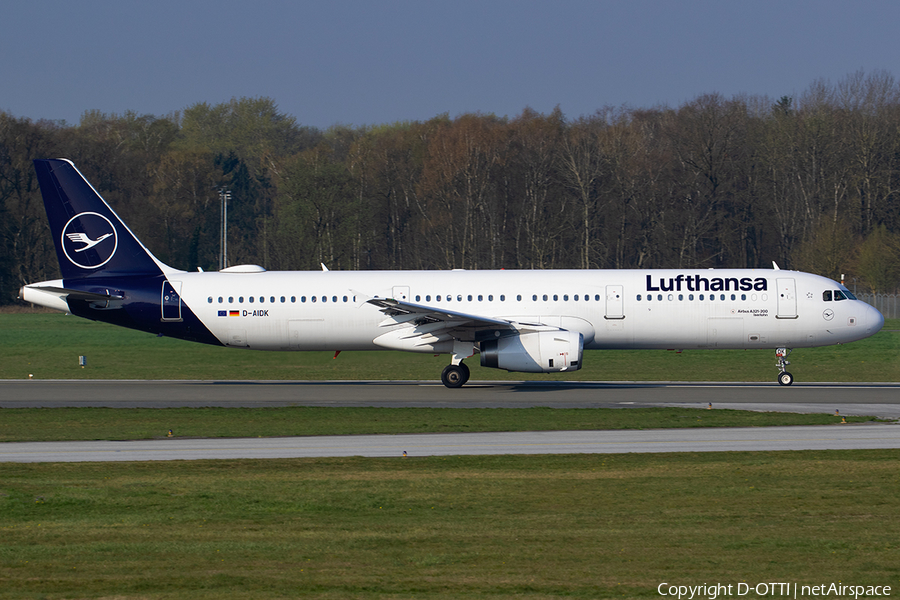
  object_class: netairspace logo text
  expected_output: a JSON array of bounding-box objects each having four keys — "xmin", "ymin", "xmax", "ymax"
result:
[{"xmin": 658, "ymin": 582, "xmax": 892, "ymax": 600}]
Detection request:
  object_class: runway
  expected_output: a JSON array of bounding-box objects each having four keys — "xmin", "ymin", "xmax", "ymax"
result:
[
  {"xmin": 0, "ymin": 424, "xmax": 898, "ymax": 462},
  {"xmin": 3, "ymin": 379, "xmax": 900, "ymax": 416},
  {"xmin": 2, "ymin": 380, "xmax": 898, "ymax": 462}
]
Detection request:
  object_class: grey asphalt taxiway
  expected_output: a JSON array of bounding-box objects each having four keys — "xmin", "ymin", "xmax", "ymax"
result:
[{"xmin": 2, "ymin": 380, "xmax": 899, "ymax": 462}]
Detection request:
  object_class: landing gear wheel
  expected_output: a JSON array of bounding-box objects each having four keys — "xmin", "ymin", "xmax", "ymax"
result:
[
  {"xmin": 441, "ymin": 363, "xmax": 469, "ymax": 388},
  {"xmin": 775, "ymin": 347, "xmax": 793, "ymax": 387}
]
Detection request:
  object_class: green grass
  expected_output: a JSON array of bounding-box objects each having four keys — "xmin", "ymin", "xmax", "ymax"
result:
[
  {"xmin": 2, "ymin": 451, "xmax": 899, "ymax": 599},
  {"xmin": 2, "ymin": 311, "xmax": 898, "ymax": 599},
  {"xmin": 0, "ymin": 406, "xmax": 880, "ymax": 443},
  {"xmin": 3, "ymin": 311, "xmax": 899, "ymax": 382}
]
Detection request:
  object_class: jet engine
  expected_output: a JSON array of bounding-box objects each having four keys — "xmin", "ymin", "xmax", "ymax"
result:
[{"xmin": 480, "ymin": 330, "xmax": 583, "ymax": 373}]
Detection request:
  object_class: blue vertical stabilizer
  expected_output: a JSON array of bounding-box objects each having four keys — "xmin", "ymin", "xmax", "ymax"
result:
[{"xmin": 33, "ymin": 159, "xmax": 167, "ymax": 279}]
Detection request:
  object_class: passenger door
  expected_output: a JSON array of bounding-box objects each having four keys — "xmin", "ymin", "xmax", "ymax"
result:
[
  {"xmin": 161, "ymin": 281, "xmax": 182, "ymax": 322},
  {"xmin": 605, "ymin": 285, "xmax": 624, "ymax": 320},
  {"xmin": 776, "ymin": 278, "xmax": 797, "ymax": 319}
]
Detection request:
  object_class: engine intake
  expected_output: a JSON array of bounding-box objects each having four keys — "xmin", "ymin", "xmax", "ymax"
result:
[{"xmin": 480, "ymin": 330, "xmax": 583, "ymax": 373}]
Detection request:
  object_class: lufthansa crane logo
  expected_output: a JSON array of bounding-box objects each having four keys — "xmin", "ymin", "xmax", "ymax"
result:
[{"xmin": 61, "ymin": 212, "xmax": 118, "ymax": 269}]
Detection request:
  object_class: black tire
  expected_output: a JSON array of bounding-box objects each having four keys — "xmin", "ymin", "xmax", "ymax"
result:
[
  {"xmin": 778, "ymin": 371, "xmax": 794, "ymax": 386},
  {"xmin": 441, "ymin": 364, "xmax": 467, "ymax": 388},
  {"xmin": 459, "ymin": 362, "xmax": 470, "ymax": 385}
]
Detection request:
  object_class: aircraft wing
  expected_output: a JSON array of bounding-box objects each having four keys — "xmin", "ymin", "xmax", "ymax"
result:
[
  {"xmin": 367, "ymin": 297, "xmax": 513, "ymax": 328},
  {"xmin": 366, "ymin": 297, "xmax": 554, "ymax": 350}
]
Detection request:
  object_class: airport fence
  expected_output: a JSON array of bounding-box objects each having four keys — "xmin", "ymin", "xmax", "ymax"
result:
[{"xmin": 858, "ymin": 293, "xmax": 900, "ymax": 319}]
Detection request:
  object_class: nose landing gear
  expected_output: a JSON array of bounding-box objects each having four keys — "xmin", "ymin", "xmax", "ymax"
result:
[{"xmin": 776, "ymin": 348, "xmax": 793, "ymax": 386}]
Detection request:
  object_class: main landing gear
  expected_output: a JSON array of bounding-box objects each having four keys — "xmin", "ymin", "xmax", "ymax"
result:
[
  {"xmin": 776, "ymin": 347, "xmax": 793, "ymax": 386},
  {"xmin": 440, "ymin": 341, "xmax": 475, "ymax": 388},
  {"xmin": 441, "ymin": 362, "xmax": 470, "ymax": 388}
]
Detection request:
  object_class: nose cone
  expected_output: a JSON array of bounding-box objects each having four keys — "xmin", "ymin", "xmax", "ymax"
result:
[{"xmin": 866, "ymin": 303, "xmax": 885, "ymax": 335}]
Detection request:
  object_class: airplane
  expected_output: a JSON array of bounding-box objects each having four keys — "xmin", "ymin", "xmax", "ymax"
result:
[{"xmin": 20, "ymin": 158, "xmax": 885, "ymax": 387}]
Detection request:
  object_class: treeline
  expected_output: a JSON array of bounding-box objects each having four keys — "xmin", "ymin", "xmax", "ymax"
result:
[{"xmin": 4, "ymin": 70, "xmax": 900, "ymax": 305}]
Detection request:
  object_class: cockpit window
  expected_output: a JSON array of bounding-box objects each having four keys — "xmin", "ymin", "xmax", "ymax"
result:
[
  {"xmin": 833, "ymin": 290, "xmax": 847, "ymax": 301},
  {"xmin": 843, "ymin": 289, "xmax": 857, "ymax": 300},
  {"xmin": 823, "ymin": 290, "xmax": 832, "ymax": 302}
]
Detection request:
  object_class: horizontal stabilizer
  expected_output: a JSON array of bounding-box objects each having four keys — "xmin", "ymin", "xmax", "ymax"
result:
[
  {"xmin": 19, "ymin": 281, "xmax": 124, "ymax": 312},
  {"xmin": 28, "ymin": 285, "xmax": 123, "ymax": 301}
]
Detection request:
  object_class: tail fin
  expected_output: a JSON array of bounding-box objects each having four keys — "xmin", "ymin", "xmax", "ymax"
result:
[{"xmin": 34, "ymin": 159, "xmax": 172, "ymax": 279}]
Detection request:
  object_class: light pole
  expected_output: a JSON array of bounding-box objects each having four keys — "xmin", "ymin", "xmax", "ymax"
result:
[{"xmin": 219, "ymin": 189, "xmax": 231, "ymax": 270}]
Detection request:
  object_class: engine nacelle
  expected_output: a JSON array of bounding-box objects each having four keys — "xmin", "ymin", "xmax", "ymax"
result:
[{"xmin": 480, "ymin": 330, "xmax": 583, "ymax": 373}]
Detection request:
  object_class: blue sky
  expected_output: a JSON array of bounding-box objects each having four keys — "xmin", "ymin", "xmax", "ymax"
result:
[{"xmin": 3, "ymin": 1, "xmax": 900, "ymax": 128}]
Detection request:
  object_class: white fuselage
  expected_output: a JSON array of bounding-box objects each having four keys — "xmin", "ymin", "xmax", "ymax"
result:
[{"xmin": 169, "ymin": 268, "xmax": 882, "ymax": 352}]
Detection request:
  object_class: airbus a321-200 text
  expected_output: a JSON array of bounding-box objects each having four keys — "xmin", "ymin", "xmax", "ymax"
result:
[{"xmin": 20, "ymin": 159, "xmax": 884, "ymax": 387}]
